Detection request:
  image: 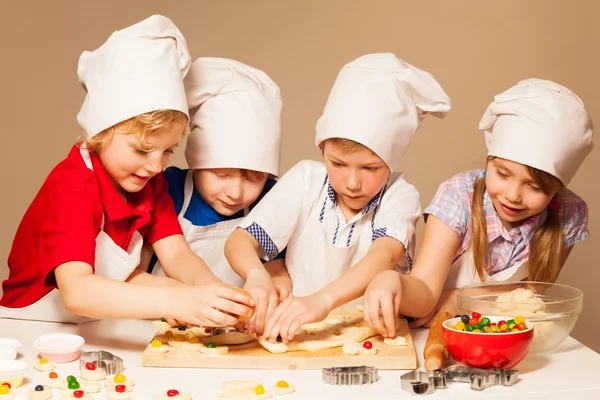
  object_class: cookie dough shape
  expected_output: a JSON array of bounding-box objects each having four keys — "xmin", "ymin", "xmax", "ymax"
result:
[
  {"xmin": 383, "ymin": 336, "xmax": 407, "ymax": 346},
  {"xmin": 28, "ymin": 385, "xmax": 52, "ymax": 400},
  {"xmin": 79, "ymin": 364, "xmax": 107, "ymax": 381},
  {"xmin": 341, "ymin": 341, "xmax": 378, "ymax": 356},
  {"xmin": 60, "ymin": 381, "xmax": 101, "ymax": 393},
  {"xmin": 273, "ymin": 381, "xmax": 295, "ymax": 395},
  {"xmin": 105, "ymin": 377, "xmax": 135, "ymax": 392},
  {"xmin": 33, "ymin": 359, "xmax": 56, "ymax": 372},
  {"xmin": 61, "ymin": 392, "xmax": 94, "ymax": 400},
  {"xmin": 155, "ymin": 392, "xmax": 192, "ymax": 400},
  {"xmin": 200, "ymin": 346, "xmax": 229, "ymax": 355},
  {"xmin": 107, "ymin": 391, "xmax": 131, "ymax": 400}
]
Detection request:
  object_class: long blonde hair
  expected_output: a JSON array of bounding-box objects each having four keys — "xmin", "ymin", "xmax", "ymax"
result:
[{"xmin": 471, "ymin": 157, "xmax": 564, "ymax": 282}]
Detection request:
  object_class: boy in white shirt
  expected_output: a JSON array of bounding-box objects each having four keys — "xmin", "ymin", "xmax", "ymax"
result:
[{"xmin": 225, "ymin": 53, "xmax": 451, "ymax": 341}]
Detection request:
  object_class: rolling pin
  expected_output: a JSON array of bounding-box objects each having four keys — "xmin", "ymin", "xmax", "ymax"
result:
[{"xmin": 423, "ymin": 311, "xmax": 453, "ymax": 371}]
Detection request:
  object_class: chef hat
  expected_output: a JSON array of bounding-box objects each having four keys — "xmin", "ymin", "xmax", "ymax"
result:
[
  {"xmin": 77, "ymin": 15, "xmax": 191, "ymax": 138},
  {"xmin": 315, "ymin": 53, "xmax": 451, "ymax": 171},
  {"xmin": 479, "ymin": 78, "xmax": 594, "ymax": 186},
  {"xmin": 184, "ymin": 57, "xmax": 282, "ymax": 176}
]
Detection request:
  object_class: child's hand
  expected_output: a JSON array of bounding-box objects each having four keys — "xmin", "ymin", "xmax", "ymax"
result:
[
  {"xmin": 262, "ymin": 293, "xmax": 330, "ymax": 344},
  {"xmin": 170, "ymin": 284, "xmax": 255, "ymax": 327},
  {"xmin": 362, "ymin": 270, "xmax": 402, "ymax": 338},
  {"xmin": 272, "ymin": 275, "xmax": 293, "ymax": 302},
  {"xmin": 408, "ymin": 289, "xmax": 458, "ymax": 328},
  {"xmin": 243, "ymin": 269, "xmax": 279, "ymax": 336}
]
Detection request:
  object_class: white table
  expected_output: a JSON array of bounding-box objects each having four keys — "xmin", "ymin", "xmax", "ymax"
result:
[{"xmin": 2, "ymin": 318, "xmax": 600, "ymax": 399}]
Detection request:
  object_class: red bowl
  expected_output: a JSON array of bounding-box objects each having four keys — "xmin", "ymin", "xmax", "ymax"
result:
[{"xmin": 442, "ymin": 316, "xmax": 534, "ymax": 369}]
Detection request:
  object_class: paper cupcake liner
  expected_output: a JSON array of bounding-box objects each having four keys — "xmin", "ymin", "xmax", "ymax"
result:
[{"xmin": 34, "ymin": 333, "xmax": 85, "ymax": 363}]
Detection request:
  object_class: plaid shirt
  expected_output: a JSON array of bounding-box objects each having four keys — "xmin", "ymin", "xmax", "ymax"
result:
[{"xmin": 424, "ymin": 169, "xmax": 589, "ymax": 276}]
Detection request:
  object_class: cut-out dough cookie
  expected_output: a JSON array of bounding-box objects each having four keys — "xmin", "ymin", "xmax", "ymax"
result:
[
  {"xmin": 180, "ymin": 340, "xmax": 205, "ymax": 352},
  {"xmin": 47, "ymin": 376, "xmax": 62, "ymax": 389},
  {"xmin": 155, "ymin": 392, "xmax": 192, "ymax": 400},
  {"xmin": 28, "ymin": 385, "xmax": 52, "ymax": 400},
  {"xmin": 107, "ymin": 391, "xmax": 131, "ymax": 400},
  {"xmin": 200, "ymin": 346, "xmax": 229, "ymax": 355},
  {"xmin": 146, "ymin": 341, "xmax": 171, "ymax": 354},
  {"xmin": 33, "ymin": 359, "xmax": 56, "ymax": 372},
  {"xmin": 61, "ymin": 392, "xmax": 94, "ymax": 400},
  {"xmin": 105, "ymin": 376, "xmax": 135, "ymax": 392},
  {"xmin": 79, "ymin": 364, "xmax": 107, "ymax": 381},
  {"xmin": 384, "ymin": 336, "xmax": 407, "ymax": 346},
  {"xmin": 341, "ymin": 341, "xmax": 378, "ymax": 356},
  {"xmin": 60, "ymin": 381, "xmax": 101, "ymax": 393},
  {"xmin": 273, "ymin": 381, "xmax": 295, "ymax": 395}
]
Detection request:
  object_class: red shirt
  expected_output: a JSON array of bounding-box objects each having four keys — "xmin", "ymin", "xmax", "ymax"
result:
[{"xmin": 1, "ymin": 145, "xmax": 183, "ymax": 307}]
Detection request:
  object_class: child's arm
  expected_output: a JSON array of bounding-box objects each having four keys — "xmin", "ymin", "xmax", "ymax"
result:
[
  {"xmin": 54, "ymin": 261, "xmax": 255, "ymax": 326},
  {"xmin": 225, "ymin": 228, "xmax": 279, "ymax": 335},
  {"xmin": 126, "ymin": 244, "xmax": 186, "ymax": 287},
  {"xmin": 363, "ymin": 215, "xmax": 459, "ymax": 337},
  {"xmin": 152, "ymin": 234, "xmax": 222, "ymax": 285}
]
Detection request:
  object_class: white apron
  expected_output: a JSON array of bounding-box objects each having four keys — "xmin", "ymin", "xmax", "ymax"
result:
[
  {"xmin": 0, "ymin": 148, "xmax": 143, "ymax": 324},
  {"xmin": 285, "ymin": 191, "xmax": 379, "ymax": 301},
  {"xmin": 151, "ymin": 170, "xmax": 245, "ymax": 287},
  {"xmin": 443, "ymin": 249, "xmax": 529, "ymax": 290}
]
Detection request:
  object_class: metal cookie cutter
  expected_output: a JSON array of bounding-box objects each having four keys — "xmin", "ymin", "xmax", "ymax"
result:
[
  {"xmin": 400, "ymin": 365, "xmax": 518, "ymax": 395},
  {"xmin": 209, "ymin": 327, "xmax": 238, "ymax": 337},
  {"xmin": 80, "ymin": 350, "xmax": 124, "ymax": 375},
  {"xmin": 323, "ymin": 365, "xmax": 378, "ymax": 386}
]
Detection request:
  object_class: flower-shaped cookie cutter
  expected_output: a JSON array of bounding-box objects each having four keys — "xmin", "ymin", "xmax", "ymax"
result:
[
  {"xmin": 80, "ymin": 350, "xmax": 124, "ymax": 375},
  {"xmin": 323, "ymin": 365, "xmax": 378, "ymax": 386},
  {"xmin": 400, "ymin": 365, "xmax": 518, "ymax": 395}
]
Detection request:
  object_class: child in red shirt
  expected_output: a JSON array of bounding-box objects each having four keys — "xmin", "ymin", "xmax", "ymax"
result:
[{"xmin": 0, "ymin": 15, "xmax": 253, "ymax": 325}]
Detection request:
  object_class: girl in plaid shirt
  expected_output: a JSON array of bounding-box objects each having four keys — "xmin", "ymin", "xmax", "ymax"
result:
[{"xmin": 363, "ymin": 79, "xmax": 594, "ymax": 336}]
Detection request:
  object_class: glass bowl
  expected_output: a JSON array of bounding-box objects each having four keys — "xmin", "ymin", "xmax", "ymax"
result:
[{"xmin": 457, "ymin": 281, "xmax": 582, "ymax": 354}]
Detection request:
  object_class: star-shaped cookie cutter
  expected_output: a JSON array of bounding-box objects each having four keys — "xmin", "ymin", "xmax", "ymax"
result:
[
  {"xmin": 80, "ymin": 350, "xmax": 124, "ymax": 375},
  {"xmin": 323, "ymin": 365, "xmax": 379, "ymax": 386},
  {"xmin": 400, "ymin": 365, "xmax": 518, "ymax": 395}
]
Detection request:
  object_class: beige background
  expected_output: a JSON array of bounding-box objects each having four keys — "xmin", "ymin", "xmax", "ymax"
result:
[{"xmin": 1, "ymin": 1, "xmax": 598, "ymax": 351}]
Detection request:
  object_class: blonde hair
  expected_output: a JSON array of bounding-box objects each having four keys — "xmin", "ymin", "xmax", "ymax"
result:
[
  {"xmin": 81, "ymin": 110, "xmax": 189, "ymax": 153},
  {"xmin": 318, "ymin": 138, "xmax": 375, "ymax": 154},
  {"xmin": 471, "ymin": 157, "xmax": 564, "ymax": 283}
]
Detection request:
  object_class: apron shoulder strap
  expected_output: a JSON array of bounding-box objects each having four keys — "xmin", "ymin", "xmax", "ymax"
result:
[{"xmin": 181, "ymin": 170, "xmax": 195, "ymax": 217}]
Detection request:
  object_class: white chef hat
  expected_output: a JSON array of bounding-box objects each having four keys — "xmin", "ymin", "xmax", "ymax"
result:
[
  {"xmin": 479, "ymin": 78, "xmax": 594, "ymax": 186},
  {"xmin": 77, "ymin": 15, "xmax": 191, "ymax": 138},
  {"xmin": 315, "ymin": 53, "xmax": 451, "ymax": 171},
  {"xmin": 184, "ymin": 57, "xmax": 282, "ymax": 176}
]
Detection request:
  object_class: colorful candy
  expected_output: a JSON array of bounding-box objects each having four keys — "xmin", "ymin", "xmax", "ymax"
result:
[
  {"xmin": 39, "ymin": 358, "xmax": 48, "ymax": 364},
  {"xmin": 255, "ymin": 385, "xmax": 265, "ymax": 395},
  {"xmin": 167, "ymin": 389, "xmax": 180, "ymax": 397},
  {"xmin": 68, "ymin": 381, "xmax": 80, "ymax": 390},
  {"xmin": 450, "ymin": 313, "xmax": 528, "ymax": 333},
  {"xmin": 114, "ymin": 374, "xmax": 126, "ymax": 383},
  {"xmin": 1, "ymin": 383, "xmax": 10, "ymax": 389},
  {"xmin": 363, "ymin": 340, "xmax": 373, "ymax": 350},
  {"xmin": 151, "ymin": 339, "xmax": 163, "ymax": 348},
  {"xmin": 66, "ymin": 375, "xmax": 77, "ymax": 383},
  {"xmin": 35, "ymin": 385, "xmax": 44, "ymax": 391},
  {"xmin": 49, "ymin": 372, "xmax": 58, "ymax": 379},
  {"xmin": 276, "ymin": 380, "xmax": 289, "ymax": 388},
  {"xmin": 0, "ymin": 386, "xmax": 9, "ymax": 395},
  {"xmin": 85, "ymin": 362, "xmax": 96, "ymax": 370},
  {"xmin": 73, "ymin": 390, "xmax": 84, "ymax": 398},
  {"xmin": 177, "ymin": 325, "xmax": 187, "ymax": 331},
  {"xmin": 206, "ymin": 342, "xmax": 216, "ymax": 349},
  {"xmin": 115, "ymin": 384, "xmax": 126, "ymax": 393}
]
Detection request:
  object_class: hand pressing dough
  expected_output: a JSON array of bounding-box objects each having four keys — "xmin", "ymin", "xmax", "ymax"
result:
[
  {"xmin": 28, "ymin": 385, "xmax": 52, "ymax": 400},
  {"xmin": 383, "ymin": 336, "xmax": 407, "ymax": 346},
  {"xmin": 33, "ymin": 359, "xmax": 56, "ymax": 372},
  {"xmin": 79, "ymin": 364, "xmax": 107, "ymax": 381}
]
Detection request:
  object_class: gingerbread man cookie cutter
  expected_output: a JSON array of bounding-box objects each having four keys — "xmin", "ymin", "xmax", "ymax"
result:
[
  {"xmin": 400, "ymin": 365, "xmax": 518, "ymax": 395},
  {"xmin": 322, "ymin": 365, "xmax": 379, "ymax": 386},
  {"xmin": 80, "ymin": 350, "xmax": 124, "ymax": 375}
]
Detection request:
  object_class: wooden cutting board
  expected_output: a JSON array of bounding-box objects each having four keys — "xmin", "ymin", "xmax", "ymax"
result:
[{"xmin": 142, "ymin": 309, "xmax": 417, "ymax": 370}]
